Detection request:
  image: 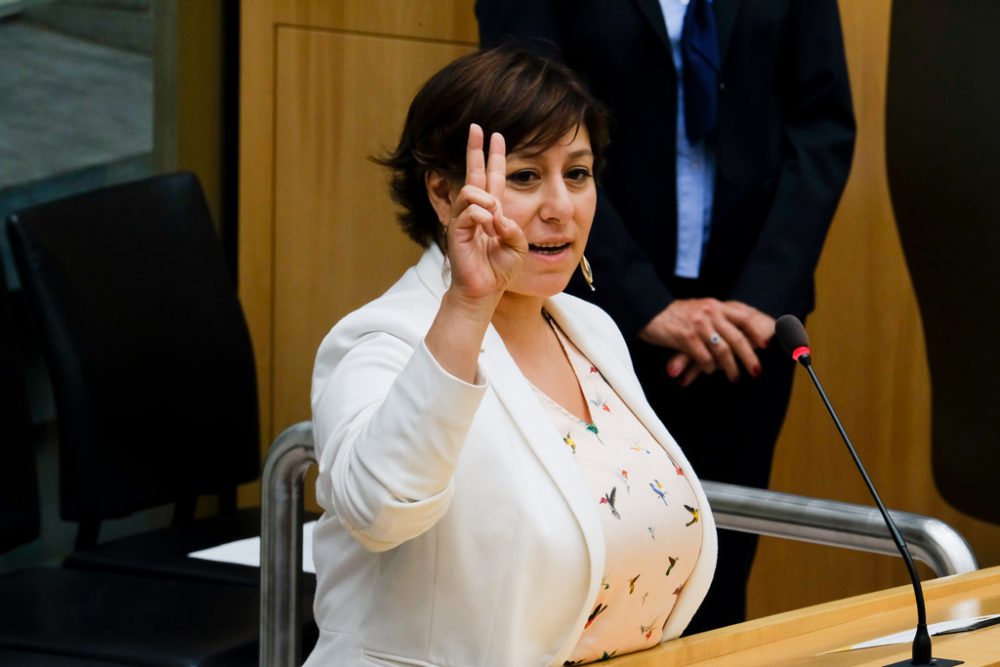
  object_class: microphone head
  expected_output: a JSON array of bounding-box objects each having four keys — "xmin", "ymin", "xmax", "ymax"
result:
[{"xmin": 775, "ymin": 314, "xmax": 812, "ymax": 364}]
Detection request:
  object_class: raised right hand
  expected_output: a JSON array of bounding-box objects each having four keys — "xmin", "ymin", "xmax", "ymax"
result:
[{"xmin": 445, "ymin": 124, "xmax": 528, "ymax": 303}]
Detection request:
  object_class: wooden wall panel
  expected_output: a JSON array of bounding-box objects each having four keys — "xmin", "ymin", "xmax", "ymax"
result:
[
  {"xmin": 272, "ymin": 0, "xmax": 478, "ymax": 43},
  {"xmin": 272, "ymin": 27, "xmax": 471, "ymax": 434},
  {"xmin": 239, "ymin": 0, "xmax": 279, "ymax": 505},
  {"xmin": 747, "ymin": 0, "xmax": 1000, "ymax": 618},
  {"xmin": 238, "ymin": 1, "xmax": 475, "ymax": 506}
]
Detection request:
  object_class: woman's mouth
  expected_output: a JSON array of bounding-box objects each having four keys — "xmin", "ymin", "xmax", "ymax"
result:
[{"xmin": 528, "ymin": 242, "xmax": 571, "ymax": 255}]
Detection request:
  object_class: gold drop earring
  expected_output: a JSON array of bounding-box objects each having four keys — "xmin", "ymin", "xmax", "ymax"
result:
[
  {"xmin": 440, "ymin": 225, "xmax": 451, "ymax": 287},
  {"xmin": 580, "ymin": 255, "xmax": 595, "ymax": 291}
]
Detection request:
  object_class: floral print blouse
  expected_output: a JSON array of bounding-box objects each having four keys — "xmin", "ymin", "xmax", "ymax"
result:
[{"xmin": 533, "ymin": 316, "xmax": 704, "ymax": 665}]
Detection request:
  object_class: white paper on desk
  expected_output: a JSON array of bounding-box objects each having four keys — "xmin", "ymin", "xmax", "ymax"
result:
[
  {"xmin": 188, "ymin": 520, "xmax": 317, "ymax": 573},
  {"xmin": 824, "ymin": 614, "xmax": 1000, "ymax": 653}
]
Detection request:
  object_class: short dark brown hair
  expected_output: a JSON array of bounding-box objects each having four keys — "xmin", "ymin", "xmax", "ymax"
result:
[{"xmin": 376, "ymin": 47, "xmax": 610, "ymax": 248}]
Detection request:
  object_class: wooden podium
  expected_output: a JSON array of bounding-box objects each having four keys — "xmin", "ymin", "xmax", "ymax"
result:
[{"xmin": 610, "ymin": 566, "xmax": 1000, "ymax": 666}]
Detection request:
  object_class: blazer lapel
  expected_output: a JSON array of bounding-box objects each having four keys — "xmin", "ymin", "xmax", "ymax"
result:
[
  {"xmin": 414, "ymin": 244, "xmax": 448, "ymax": 301},
  {"xmin": 631, "ymin": 0, "xmax": 740, "ymax": 65},
  {"xmin": 630, "ymin": 0, "xmax": 672, "ymax": 54},
  {"xmin": 410, "ymin": 249, "xmax": 715, "ymax": 653},
  {"xmin": 417, "ymin": 248, "xmax": 681, "ymax": 482},
  {"xmin": 544, "ymin": 298, "xmax": 719, "ymax": 614},
  {"xmin": 476, "ymin": 324, "xmax": 606, "ymax": 547},
  {"xmin": 543, "ymin": 298, "xmax": 685, "ymax": 470},
  {"xmin": 713, "ymin": 0, "xmax": 742, "ymax": 66},
  {"xmin": 415, "ymin": 245, "xmax": 605, "ymax": 596}
]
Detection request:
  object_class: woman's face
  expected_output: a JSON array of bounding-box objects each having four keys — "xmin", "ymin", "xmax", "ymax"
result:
[{"xmin": 499, "ymin": 127, "xmax": 597, "ymax": 300}]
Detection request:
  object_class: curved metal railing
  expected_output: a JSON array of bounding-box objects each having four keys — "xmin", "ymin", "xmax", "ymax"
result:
[
  {"xmin": 260, "ymin": 421, "xmax": 978, "ymax": 666},
  {"xmin": 702, "ymin": 480, "xmax": 977, "ymax": 576},
  {"xmin": 260, "ymin": 422, "xmax": 316, "ymax": 667}
]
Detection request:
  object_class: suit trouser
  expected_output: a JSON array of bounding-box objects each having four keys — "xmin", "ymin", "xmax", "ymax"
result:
[{"xmin": 630, "ymin": 338, "xmax": 796, "ymax": 633}]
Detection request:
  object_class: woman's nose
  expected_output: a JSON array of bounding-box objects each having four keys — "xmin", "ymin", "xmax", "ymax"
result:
[{"xmin": 539, "ymin": 179, "xmax": 573, "ymax": 223}]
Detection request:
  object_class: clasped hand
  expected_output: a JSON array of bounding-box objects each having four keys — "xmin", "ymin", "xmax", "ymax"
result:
[{"xmin": 639, "ymin": 298, "xmax": 775, "ymax": 387}]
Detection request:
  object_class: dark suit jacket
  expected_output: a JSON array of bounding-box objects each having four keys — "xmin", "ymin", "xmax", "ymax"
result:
[{"xmin": 477, "ymin": 0, "xmax": 856, "ymax": 338}]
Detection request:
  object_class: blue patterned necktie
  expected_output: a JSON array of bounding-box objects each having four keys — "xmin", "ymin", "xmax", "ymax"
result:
[{"xmin": 680, "ymin": 0, "xmax": 720, "ymax": 144}]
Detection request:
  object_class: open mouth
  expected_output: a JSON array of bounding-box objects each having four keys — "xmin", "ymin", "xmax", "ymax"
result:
[{"xmin": 528, "ymin": 242, "xmax": 571, "ymax": 255}]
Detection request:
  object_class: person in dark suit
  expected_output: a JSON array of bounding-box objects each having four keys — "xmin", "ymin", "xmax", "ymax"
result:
[{"xmin": 477, "ymin": 0, "xmax": 855, "ymax": 632}]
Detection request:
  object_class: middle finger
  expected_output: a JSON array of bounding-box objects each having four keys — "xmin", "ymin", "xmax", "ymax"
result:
[
  {"xmin": 697, "ymin": 317, "xmax": 740, "ymax": 381},
  {"xmin": 716, "ymin": 318, "xmax": 762, "ymax": 379},
  {"xmin": 485, "ymin": 132, "xmax": 507, "ymax": 200}
]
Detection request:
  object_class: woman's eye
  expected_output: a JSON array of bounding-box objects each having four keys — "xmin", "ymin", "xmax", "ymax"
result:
[
  {"xmin": 507, "ymin": 170, "xmax": 537, "ymax": 184},
  {"xmin": 566, "ymin": 167, "xmax": 594, "ymax": 182}
]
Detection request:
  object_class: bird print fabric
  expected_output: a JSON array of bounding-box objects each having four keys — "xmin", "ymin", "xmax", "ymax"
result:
[{"xmin": 531, "ymin": 314, "xmax": 703, "ymax": 665}]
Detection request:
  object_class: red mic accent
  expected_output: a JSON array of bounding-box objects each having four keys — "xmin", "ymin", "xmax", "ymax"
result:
[{"xmin": 791, "ymin": 345, "xmax": 811, "ymax": 362}]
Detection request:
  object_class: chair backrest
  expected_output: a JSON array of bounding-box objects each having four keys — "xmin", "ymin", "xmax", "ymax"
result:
[
  {"xmin": 6, "ymin": 172, "xmax": 260, "ymax": 523},
  {"xmin": 0, "ymin": 255, "xmax": 40, "ymax": 553}
]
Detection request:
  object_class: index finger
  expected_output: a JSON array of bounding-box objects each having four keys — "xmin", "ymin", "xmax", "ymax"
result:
[
  {"xmin": 465, "ymin": 123, "xmax": 486, "ymax": 189},
  {"xmin": 485, "ymin": 132, "xmax": 506, "ymax": 197}
]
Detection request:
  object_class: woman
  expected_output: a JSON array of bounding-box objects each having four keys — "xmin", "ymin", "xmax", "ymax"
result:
[{"xmin": 307, "ymin": 48, "xmax": 717, "ymax": 666}]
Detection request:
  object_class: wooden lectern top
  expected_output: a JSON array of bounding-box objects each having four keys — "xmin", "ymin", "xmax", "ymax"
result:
[{"xmin": 610, "ymin": 566, "xmax": 1000, "ymax": 666}]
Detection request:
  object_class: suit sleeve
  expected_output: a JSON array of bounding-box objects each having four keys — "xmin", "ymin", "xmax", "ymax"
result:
[
  {"xmin": 477, "ymin": 0, "xmax": 676, "ymax": 339},
  {"xmin": 728, "ymin": 0, "xmax": 856, "ymax": 316}
]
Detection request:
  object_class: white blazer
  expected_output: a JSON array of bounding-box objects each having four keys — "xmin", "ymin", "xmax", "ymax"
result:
[{"xmin": 306, "ymin": 246, "xmax": 717, "ymax": 667}]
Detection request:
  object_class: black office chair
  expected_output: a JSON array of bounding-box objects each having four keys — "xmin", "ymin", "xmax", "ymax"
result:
[
  {"xmin": 0, "ymin": 650, "xmax": 136, "ymax": 667},
  {"xmin": 0, "ymin": 253, "xmax": 263, "ymax": 667},
  {"xmin": 0, "ymin": 262, "xmax": 38, "ymax": 556},
  {"xmin": 7, "ymin": 172, "xmax": 265, "ymax": 586},
  {"xmin": 0, "ymin": 567, "xmax": 263, "ymax": 667}
]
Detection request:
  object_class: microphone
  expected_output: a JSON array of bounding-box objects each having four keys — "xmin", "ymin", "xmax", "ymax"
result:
[
  {"xmin": 774, "ymin": 315, "xmax": 960, "ymax": 667},
  {"xmin": 774, "ymin": 315, "xmax": 812, "ymax": 365}
]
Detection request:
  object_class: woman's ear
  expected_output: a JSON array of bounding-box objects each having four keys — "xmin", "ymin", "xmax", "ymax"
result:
[{"xmin": 425, "ymin": 171, "xmax": 456, "ymax": 228}]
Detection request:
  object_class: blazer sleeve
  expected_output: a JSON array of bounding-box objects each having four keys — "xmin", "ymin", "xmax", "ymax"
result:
[
  {"xmin": 728, "ymin": 0, "xmax": 856, "ymax": 316},
  {"xmin": 477, "ymin": 0, "xmax": 676, "ymax": 339},
  {"xmin": 312, "ymin": 321, "xmax": 487, "ymax": 553}
]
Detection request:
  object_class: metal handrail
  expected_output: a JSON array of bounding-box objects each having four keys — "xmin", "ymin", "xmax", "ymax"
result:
[
  {"xmin": 261, "ymin": 421, "xmax": 316, "ymax": 667},
  {"xmin": 259, "ymin": 421, "xmax": 978, "ymax": 667},
  {"xmin": 703, "ymin": 481, "xmax": 978, "ymax": 577}
]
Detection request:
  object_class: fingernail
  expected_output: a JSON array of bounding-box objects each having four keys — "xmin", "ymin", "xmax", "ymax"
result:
[{"xmin": 752, "ymin": 365, "xmax": 762, "ymax": 378}]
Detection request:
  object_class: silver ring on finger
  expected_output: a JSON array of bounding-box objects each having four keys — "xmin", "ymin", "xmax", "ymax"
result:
[{"xmin": 708, "ymin": 333, "xmax": 721, "ymax": 346}]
